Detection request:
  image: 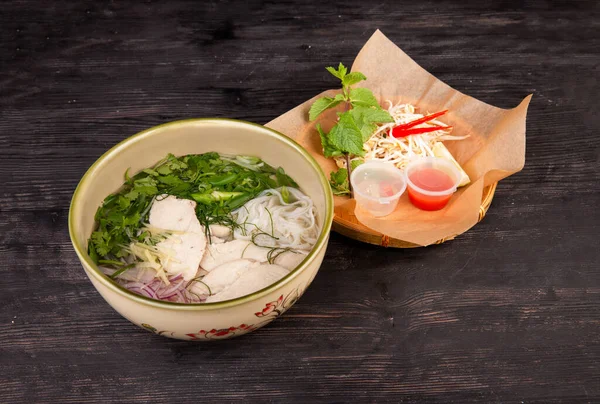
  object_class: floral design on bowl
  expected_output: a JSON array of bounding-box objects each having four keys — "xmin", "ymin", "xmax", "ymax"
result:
[
  {"xmin": 186, "ymin": 324, "xmax": 255, "ymax": 340},
  {"xmin": 141, "ymin": 323, "xmax": 175, "ymax": 337},
  {"xmin": 141, "ymin": 285, "xmax": 309, "ymax": 340}
]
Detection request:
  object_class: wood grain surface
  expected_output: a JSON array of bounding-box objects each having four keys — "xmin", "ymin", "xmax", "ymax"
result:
[{"xmin": 1, "ymin": 1, "xmax": 599, "ymax": 403}]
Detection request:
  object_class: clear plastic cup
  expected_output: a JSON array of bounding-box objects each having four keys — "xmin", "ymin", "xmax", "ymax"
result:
[
  {"xmin": 404, "ymin": 157, "xmax": 461, "ymax": 211},
  {"xmin": 350, "ymin": 161, "xmax": 407, "ymax": 217}
]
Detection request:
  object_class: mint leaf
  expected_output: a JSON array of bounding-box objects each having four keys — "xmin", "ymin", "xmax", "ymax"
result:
[
  {"xmin": 342, "ymin": 72, "xmax": 367, "ymax": 87},
  {"xmin": 328, "ymin": 112, "xmax": 365, "ymax": 156},
  {"xmin": 351, "ymin": 106, "xmax": 394, "ymax": 124},
  {"xmin": 349, "ymin": 88, "xmax": 380, "ymax": 108},
  {"xmin": 349, "ymin": 106, "xmax": 394, "ymax": 141},
  {"xmin": 326, "ymin": 63, "xmax": 348, "ymax": 81},
  {"xmin": 329, "ymin": 168, "xmax": 350, "ymax": 195},
  {"xmin": 349, "ymin": 108, "xmax": 376, "ymax": 142},
  {"xmin": 350, "ymin": 159, "xmax": 364, "ymax": 170},
  {"xmin": 317, "ymin": 124, "xmax": 343, "ymax": 158},
  {"xmin": 309, "ymin": 96, "xmax": 343, "ymax": 121}
]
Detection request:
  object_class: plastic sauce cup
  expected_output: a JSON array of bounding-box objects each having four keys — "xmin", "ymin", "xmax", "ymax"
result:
[
  {"xmin": 350, "ymin": 161, "xmax": 407, "ymax": 217},
  {"xmin": 404, "ymin": 157, "xmax": 461, "ymax": 211}
]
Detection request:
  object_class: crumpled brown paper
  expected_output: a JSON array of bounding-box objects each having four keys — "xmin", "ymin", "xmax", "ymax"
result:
[{"xmin": 267, "ymin": 30, "xmax": 531, "ymax": 246}]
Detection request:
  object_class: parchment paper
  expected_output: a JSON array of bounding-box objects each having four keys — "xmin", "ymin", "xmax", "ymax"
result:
[{"xmin": 267, "ymin": 30, "xmax": 531, "ymax": 246}]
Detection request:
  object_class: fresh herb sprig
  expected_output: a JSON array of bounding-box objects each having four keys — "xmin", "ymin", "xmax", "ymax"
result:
[
  {"xmin": 309, "ymin": 63, "xmax": 393, "ymax": 195},
  {"xmin": 329, "ymin": 159, "xmax": 365, "ymax": 196},
  {"xmin": 89, "ymin": 153, "xmax": 298, "ymax": 266}
]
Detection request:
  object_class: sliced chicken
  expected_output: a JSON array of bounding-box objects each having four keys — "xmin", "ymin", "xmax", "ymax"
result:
[
  {"xmin": 205, "ymin": 264, "xmax": 290, "ymax": 303},
  {"xmin": 148, "ymin": 195, "xmax": 206, "ymax": 281},
  {"xmin": 190, "ymin": 259, "xmax": 259, "ymax": 297},
  {"xmin": 273, "ymin": 250, "xmax": 308, "ymax": 270},
  {"xmin": 209, "ymin": 224, "xmax": 232, "ymax": 239},
  {"xmin": 200, "ymin": 239, "xmax": 308, "ymax": 272},
  {"xmin": 149, "ymin": 195, "xmax": 203, "ymax": 234},
  {"xmin": 243, "ymin": 243, "xmax": 273, "ymax": 262},
  {"xmin": 200, "ymin": 240, "xmax": 270, "ymax": 271},
  {"xmin": 209, "ymin": 236, "xmax": 226, "ymax": 244}
]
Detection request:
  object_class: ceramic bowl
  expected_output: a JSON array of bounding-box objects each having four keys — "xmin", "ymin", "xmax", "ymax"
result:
[{"xmin": 69, "ymin": 119, "xmax": 334, "ymax": 340}]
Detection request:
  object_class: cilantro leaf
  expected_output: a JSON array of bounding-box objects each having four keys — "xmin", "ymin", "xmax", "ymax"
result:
[
  {"xmin": 328, "ymin": 112, "xmax": 365, "ymax": 156},
  {"xmin": 326, "ymin": 63, "xmax": 348, "ymax": 81},
  {"xmin": 134, "ymin": 185, "xmax": 159, "ymax": 196},
  {"xmin": 122, "ymin": 212, "xmax": 141, "ymax": 227},
  {"xmin": 91, "ymin": 231, "xmax": 111, "ymax": 257},
  {"xmin": 117, "ymin": 196, "xmax": 131, "ymax": 210},
  {"xmin": 157, "ymin": 175, "xmax": 185, "ymax": 186},
  {"xmin": 142, "ymin": 168, "xmax": 159, "ymax": 176},
  {"xmin": 349, "ymin": 88, "xmax": 380, "ymax": 108},
  {"xmin": 309, "ymin": 96, "xmax": 343, "ymax": 121},
  {"xmin": 156, "ymin": 165, "xmax": 172, "ymax": 175},
  {"xmin": 342, "ymin": 72, "xmax": 367, "ymax": 87},
  {"xmin": 329, "ymin": 168, "xmax": 350, "ymax": 195},
  {"xmin": 317, "ymin": 124, "xmax": 343, "ymax": 158},
  {"xmin": 88, "ymin": 243, "xmax": 99, "ymax": 263},
  {"xmin": 124, "ymin": 189, "xmax": 139, "ymax": 200},
  {"xmin": 133, "ymin": 176, "xmax": 158, "ymax": 195}
]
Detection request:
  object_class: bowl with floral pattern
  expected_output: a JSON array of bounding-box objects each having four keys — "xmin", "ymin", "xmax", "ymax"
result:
[{"xmin": 69, "ymin": 119, "xmax": 334, "ymax": 340}]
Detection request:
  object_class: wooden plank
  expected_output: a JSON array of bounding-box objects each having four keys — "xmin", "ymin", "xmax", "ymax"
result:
[{"xmin": 1, "ymin": 0, "xmax": 599, "ymax": 402}]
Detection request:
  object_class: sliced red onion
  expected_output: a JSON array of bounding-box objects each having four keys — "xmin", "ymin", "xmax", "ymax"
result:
[{"xmin": 115, "ymin": 273, "xmax": 208, "ymax": 303}]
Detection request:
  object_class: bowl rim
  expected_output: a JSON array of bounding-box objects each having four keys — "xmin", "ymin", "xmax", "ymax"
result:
[{"xmin": 69, "ymin": 118, "xmax": 334, "ymax": 311}]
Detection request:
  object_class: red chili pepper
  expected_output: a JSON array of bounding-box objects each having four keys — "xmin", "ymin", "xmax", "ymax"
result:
[
  {"xmin": 394, "ymin": 110, "xmax": 448, "ymax": 131},
  {"xmin": 391, "ymin": 125, "xmax": 453, "ymax": 138},
  {"xmin": 390, "ymin": 110, "xmax": 450, "ymax": 138}
]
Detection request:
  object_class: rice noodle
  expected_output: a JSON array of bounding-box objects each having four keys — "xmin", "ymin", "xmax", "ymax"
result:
[{"xmin": 232, "ymin": 187, "xmax": 319, "ymax": 251}]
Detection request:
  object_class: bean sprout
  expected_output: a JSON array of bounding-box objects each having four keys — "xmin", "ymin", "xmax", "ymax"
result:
[{"xmin": 334, "ymin": 101, "xmax": 470, "ymax": 170}]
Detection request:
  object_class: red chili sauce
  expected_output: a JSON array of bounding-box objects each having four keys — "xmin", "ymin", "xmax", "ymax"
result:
[{"xmin": 407, "ymin": 168, "xmax": 455, "ymax": 211}]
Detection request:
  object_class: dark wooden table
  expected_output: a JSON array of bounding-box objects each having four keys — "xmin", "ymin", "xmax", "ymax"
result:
[{"xmin": 2, "ymin": 1, "xmax": 599, "ymax": 402}]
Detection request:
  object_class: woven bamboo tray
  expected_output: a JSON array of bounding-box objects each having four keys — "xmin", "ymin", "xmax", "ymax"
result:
[{"xmin": 332, "ymin": 182, "xmax": 498, "ymax": 248}]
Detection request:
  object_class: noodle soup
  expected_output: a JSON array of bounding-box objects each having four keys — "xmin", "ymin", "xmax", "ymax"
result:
[{"xmin": 89, "ymin": 152, "xmax": 320, "ymax": 304}]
